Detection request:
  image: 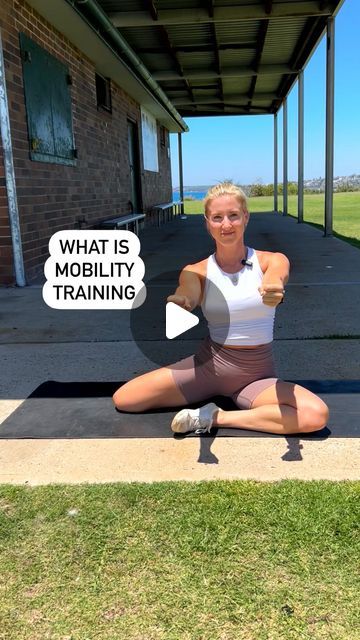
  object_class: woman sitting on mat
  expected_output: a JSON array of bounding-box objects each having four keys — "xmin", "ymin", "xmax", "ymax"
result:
[{"xmin": 113, "ymin": 181, "xmax": 329, "ymax": 436}]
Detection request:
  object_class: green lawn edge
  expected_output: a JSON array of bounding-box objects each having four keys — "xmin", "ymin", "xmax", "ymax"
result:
[
  {"xmin": 183, "ymin": 192, "xmax": 360, "ymax": 250},
  {"xmin": 1, "ymin": 480, "xmax": 359, "ymax": 640}
]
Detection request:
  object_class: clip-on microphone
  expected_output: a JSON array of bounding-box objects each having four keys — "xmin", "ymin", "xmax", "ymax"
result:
[{"xmin": 241, "ymin": 248, "xmax": 253, "ymax": 268}]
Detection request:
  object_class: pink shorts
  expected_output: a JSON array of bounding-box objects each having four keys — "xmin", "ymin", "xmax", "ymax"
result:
[{"xmin": 169, "ymin": 336, "xmax": 279, "ymax": 409}]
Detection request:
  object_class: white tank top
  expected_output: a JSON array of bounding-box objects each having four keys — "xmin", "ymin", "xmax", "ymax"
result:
[{"xmin": 201, "ymin": 248, "xmax": 275, "ymax": 346}]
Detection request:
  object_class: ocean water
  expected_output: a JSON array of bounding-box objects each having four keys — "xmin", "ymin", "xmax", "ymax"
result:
[{"xmin": 172, "ymin": 190, "xmax": 207, "ymax": 201}]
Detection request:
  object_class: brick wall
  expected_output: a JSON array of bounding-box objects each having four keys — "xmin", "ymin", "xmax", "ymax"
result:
[{"xmin": 0, "ymin": 0, "xmax": 172, "ymax": 285}]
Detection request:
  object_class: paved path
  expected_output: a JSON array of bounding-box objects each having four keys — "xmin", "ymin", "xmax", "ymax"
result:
[{"xmin": 1, "ymin": 213, "xmax": 359, "ymax": 484}]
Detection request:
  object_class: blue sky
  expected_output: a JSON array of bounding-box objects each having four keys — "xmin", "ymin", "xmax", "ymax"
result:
[{"xmin": 170, "ymin": 0, "xmax": 359, "ymax": 187}]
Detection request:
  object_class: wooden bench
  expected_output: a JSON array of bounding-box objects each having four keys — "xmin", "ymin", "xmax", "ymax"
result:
[
  {"xmin": 151, "ymin": 201, "xmax": 183, "ymax": 226},
  {"xmin": 97, "ymin": 213, "xmax": 145, "ymax": 235}
]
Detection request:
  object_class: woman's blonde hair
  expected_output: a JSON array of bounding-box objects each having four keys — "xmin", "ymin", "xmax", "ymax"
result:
[{"xmin": 204, "ymin": 181, "xmax": 248, "ymax": 216}]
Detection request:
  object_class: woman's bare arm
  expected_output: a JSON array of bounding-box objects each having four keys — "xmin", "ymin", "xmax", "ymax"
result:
[
  {"xmin": 167, "ymin": 267, "xmax": 202, "ymax": 311},
  {"xmin": 258, "ymin": 251, "xmax": 290, "ymax": 307}
]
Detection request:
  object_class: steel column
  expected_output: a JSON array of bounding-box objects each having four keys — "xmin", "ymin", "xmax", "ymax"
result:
[
  {"xmin": 178, "ymin": 132, "xmax": 184, "ymax": 216},
  {"xmin": 274, "ymin": 113, "xmax": 278, "ymax": 213},
  {"xmin": 0, "ymin": 31, "xmax": 25, "ymax": 286},
  {"xmin": 282, "ymin": 99, "xmax": 288, "ymax": 216},
  {"xmin": 324, "ymin": 17, "xmax": 335, "ymax": 236},
  {"xmin": 298, "ymin": 70, "xmax": 304, "ymax": 223}
]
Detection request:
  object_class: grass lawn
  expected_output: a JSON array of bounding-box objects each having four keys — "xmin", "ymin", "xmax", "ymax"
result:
[
  {"xmin": 184, "ymin": 192, "xmax": 360, "ymax": 249},
  {"xmin": 1, "ymin": 480, "xmax": 359, "ymax": 640}
]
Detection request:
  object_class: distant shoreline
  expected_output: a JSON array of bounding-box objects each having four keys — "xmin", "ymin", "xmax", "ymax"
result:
[
  {"xmin": 172, "ymin": 174, "xmax": 360, "ymax": 193},
  {"xmin": 173, "ymin": 175, "xmax": 360, "ymax": 200},
  {"xmin": 172, "ymin": 190, "xmax": 207, "ymax": 200}
]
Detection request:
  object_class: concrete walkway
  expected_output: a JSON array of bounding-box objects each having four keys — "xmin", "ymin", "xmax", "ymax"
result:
[{"xmin": 1, "ymin": 213, "xmax": 359, "ymax": 484}]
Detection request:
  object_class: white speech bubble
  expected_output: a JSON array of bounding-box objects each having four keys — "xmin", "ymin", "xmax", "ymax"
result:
[{"xmin": 43, "ymin": 230, "xmax": 146, "ymax": 310}]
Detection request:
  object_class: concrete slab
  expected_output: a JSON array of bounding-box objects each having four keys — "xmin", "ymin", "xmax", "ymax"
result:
[
  {"xmin": 0, "ymin": 213, "xmax": 359, "ymax": 484},
  {"xmin": 0, "ymin": 438, "xmax": 358, "ymax": 485},
  {"xmin": 1, "ymin": 215, "xmax": 359, "ymax": 344},
  {"xmin": 1, "ymin": 339, "xmax": 360, "ymax": 402}
]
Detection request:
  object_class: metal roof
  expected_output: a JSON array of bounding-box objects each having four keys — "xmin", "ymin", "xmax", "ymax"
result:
[
  {"xmin": 27, "ymin": 0, "xmax": 346, "ymax": 130},
  {"xmin": 91, "ymin": 0, "xmax": 346, "ymax": 118}
]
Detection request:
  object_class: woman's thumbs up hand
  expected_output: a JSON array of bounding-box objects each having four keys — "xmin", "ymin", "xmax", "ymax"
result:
[{"xmin": 258, "ymin": 283, "xmax": 285, "ymax": 307}]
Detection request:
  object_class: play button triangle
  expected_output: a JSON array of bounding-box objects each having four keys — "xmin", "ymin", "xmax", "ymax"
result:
[{"xmin": 166, "ymin": 302, "xmax": 199, "ymax": 339}]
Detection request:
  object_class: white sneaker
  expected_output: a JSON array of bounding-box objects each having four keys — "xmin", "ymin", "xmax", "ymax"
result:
[{"xmin": 171, "ymin": 402, "xmax": 219, "ymax": 434}]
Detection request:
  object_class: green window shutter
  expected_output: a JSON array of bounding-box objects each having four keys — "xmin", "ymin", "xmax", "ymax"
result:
[{"xmin": 19, "ymin": 33, "xmax": 76, "ymax": 166}]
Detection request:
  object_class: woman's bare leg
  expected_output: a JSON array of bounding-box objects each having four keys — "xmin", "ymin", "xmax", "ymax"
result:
[
  {"xmin": 213, "ymin": 382, "xmax": 329, "ymax": 434},
  {"xmin": 113, "ymin": 367, "xmax": 188, "ymax": 412}
]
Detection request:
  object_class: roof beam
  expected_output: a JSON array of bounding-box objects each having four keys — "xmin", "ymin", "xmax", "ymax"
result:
[
  {"xmin": 290, "ymin": 16, "xmax": 326, "ymax": 70},
  {"xmin": 142, "ymin": 1, "xmax": 196, "ymax": 106},
  {"xmin": 180, "ymin": 107, "xmax": 270, "ymax": 116},
  {"xmin": 208, "ymin": 1, "xmax": 224, "ymax": 107},
  {"xmin": 264, "ymin": 0, "xmax": 273, "ymax": 15},
  {"xmin": 274, "ymin": 16, "xmax": 325, "ymax": 108},
  {"xmin": 109, "ymin": 2, "xmax": 335, "ymax": 27},
  {"xmin": 172, "ymin": 93, "xmax": 278, "ymax": 105},
  {"xmin": 134, "ymin": 42, "xmax": 257, "ymax": 53},
  {"xmin": 247, "ymin": 19, "xmax": 269, "ymax": 106},
  {"xmin": 157, "ymin": 26, "xmax": 196, "ymax": 104},
  {"xmin": 154, "ymin": 64, "xmax": 298, "ymax": 81},
  {"xmin": 143, "ymin": 0, "xmax": 158, "ymax": 21},
  {"xmin": 185, "ymin": 104, "xmax": 270, "ymax": 111},
  {"xmin": 159, "ymin": 87, "xmax": 191, "ymax": 93},
  {"xmin": 185, "ymin": 84, "xmax": 218, "ymax": 91}
]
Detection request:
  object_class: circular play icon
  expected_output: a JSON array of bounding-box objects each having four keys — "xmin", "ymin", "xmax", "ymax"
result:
[{"xmin": 130, "ymin": 270, "xmax": 230, "ymax": 368}]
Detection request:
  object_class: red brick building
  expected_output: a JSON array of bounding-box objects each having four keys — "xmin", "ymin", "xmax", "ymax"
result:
[{"xmin": 0, "ymin": 0, "xmax": 186, "ymax": 285}]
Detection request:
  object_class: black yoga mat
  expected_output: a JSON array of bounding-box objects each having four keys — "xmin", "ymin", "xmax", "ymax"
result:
[{"xmin": 1, "ymin": 379, "xmax": 360, "ymax": 439}]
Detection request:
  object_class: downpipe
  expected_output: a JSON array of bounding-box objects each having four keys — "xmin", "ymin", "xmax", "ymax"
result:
[{"xmin": 0, "ymin": 30, "xmax": 26, "ymax": 286}]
